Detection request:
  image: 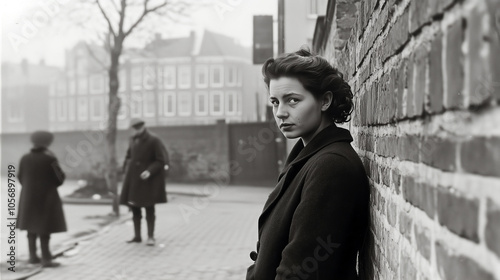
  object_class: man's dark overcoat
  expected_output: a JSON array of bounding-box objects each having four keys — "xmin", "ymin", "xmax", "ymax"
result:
[
  {"xmin": 16, "ymin": 147, "xmax": 67, "ymax": 234},
  {"xmin": 246, "ymin": 125, "xmax": 370, "ymax": 280},
  {"xmin": 120, "ymin": 129, "xmax": 167, "ymax": 207}
]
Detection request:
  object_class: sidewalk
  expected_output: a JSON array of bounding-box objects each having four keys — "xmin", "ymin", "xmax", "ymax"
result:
[{"xmin": 24, "ymin": 184, "xmax": 272, "ymax": 280}]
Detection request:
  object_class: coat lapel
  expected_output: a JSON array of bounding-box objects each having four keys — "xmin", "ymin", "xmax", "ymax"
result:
[{"xmin": 257, "ymin": 125, "xmax": 353, "ymax": 233}]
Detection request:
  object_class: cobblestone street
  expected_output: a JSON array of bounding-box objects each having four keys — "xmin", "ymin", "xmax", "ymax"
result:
[{"xmin": 28, "ymin": 186, "xmax": 271, "ymax": 280}]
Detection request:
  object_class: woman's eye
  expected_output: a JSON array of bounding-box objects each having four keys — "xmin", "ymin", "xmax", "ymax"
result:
[
  {"xmin": 289, "ymin": 98, "xmax": 299, "ymax": 104},
  {"xmin": 270, "ymin": 100, "xmax": 278, "ymax": 106}
]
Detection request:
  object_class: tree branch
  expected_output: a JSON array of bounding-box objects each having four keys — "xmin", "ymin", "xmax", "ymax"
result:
[
  {"xmin": 96, "ymin": 0, "xmax": 117, "ymax": 37},
  {"xmin": 85, "ymin": 43, "xmax": 109, "ymax": 71},
  {"xmin": 123, "ymin": 0, "xmax": 167, "ymax": 38}
]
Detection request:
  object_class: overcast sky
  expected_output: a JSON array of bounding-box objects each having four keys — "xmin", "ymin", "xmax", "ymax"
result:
[{"xmin": 1, "ymin": 0, "xmax": 277, "ymax": 67}]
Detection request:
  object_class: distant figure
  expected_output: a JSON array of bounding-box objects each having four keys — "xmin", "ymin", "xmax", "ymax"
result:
[
  {"xmin": 17, "ymin": 131, "xmax": 66, "ymax": 268},
  {"xmin": 120, "ymin": 118, "xmax": 169, "ymax": 246},
  {"xmin": 246, "ymin": 49, "xmax": 372, "ymax": 279}
]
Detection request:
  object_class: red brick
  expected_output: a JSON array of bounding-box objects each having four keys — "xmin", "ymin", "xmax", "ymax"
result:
[
  {"xmin": 400, "ymin": 249, "xmax": 417, "ymax": 280},
  {"xmin": 385, "ymin": 7, "xmax": 410, "ymax": 61},
  {"xmin": 387, "ymin": 200, "xmax": 397, "ymax": 226},
  {"xmin": 404, "ymin": 180, "xmax": 436, "ymax": 219},
  {"xmin": 485, "ymin": 199, "xmax": 500, "ymax": 258},
  {"xmin": 391, "ymin": 170, "xmax": 401, "ymax": 194},
  {"xmin": 409, "ymin": 0, "xmax": 434, "ymax": 34},
  {"xmin": 437, "ymin": 188, "xmax": 480, "ymax": 242},
  {"xmin": 445, "ymin": 19, "xmax": 465, "ymax": 109},
  {"xmin": 399, "ymin": 209, "xmax": 413, "ymax": 242},
  {"xmin": 407, "ymin": 55, "xmax": 416, "ymax": 117},
  {"xmin": 460, "ymin": 137, "xmax": 500, "ymax": 177},
  {"xmin": 435, "ymin": 241, "xmax": 495, "ymax": 280},
  {"xmin": 429, "ymin": 31, "xmax": 444, "ymax": 113},
  {"xmin": 396, "ymin": 59, "xmax": 407, "ymax": 119},
  {"xmin": 420, "ymin": 137, "xmax": 457, "ymax": 172},
  {"xmin": 413, "ymin": 45, "xmax": 428, "ymax": 116},
  {"xmin": 381, "ymin": 166, "xmax": 391, "ymax": 187},
  {"xmin": 397, "ymin": 135, "xmax": 419, "ymax": 162},
  {"xmin": 486, "ymin": 0, "xmax": 500, "ymax": 100},
  {"xmin": 414, "ymin": 224, "xmax": 431, "ymax": 261},
  {"xmin": 468, "ymin": 5, "xmax": 492, "ymax": 106}
]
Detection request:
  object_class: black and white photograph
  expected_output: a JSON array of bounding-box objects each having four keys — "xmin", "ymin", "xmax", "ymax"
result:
[{"xmin": 1, "ymin": 0, "xmax": 499, "ymax": 279}]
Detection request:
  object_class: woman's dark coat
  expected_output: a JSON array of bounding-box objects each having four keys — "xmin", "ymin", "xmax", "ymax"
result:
[
  {"xmin": 246, "ymin": 125, "xmax": 370, "ymax": 280},
  {"xmin": 17, "ymin": 147, "xmax": 67, "ymax": 234},
  {"xmin": 120, "ymin": 129, "xmax": 168, "ymax": 207}
]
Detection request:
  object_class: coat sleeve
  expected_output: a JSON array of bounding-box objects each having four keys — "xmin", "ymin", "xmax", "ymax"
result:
[
  {"xmin": 49, "ymin": 157, "xmax": 66, "ymax": 187},
  {"xmin": 146, "ymin": 138, "xmax": 166, "ymax": 176},
  {"xmin": 122, "ymin": 140, "xmax": 131, "ymax": 173},
  {"xmin": 275, "ymin": 153, "xmax": 361, "ymax": 279}
]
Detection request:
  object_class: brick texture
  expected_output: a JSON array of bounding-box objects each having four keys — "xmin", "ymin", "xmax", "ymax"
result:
[{"xmin": 319, "ymin": 0, "xmax": 500, "ymax": 278}]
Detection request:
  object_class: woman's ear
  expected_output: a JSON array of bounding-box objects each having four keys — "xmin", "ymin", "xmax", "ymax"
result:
[{"xmin": 321, "ymin": 91, "xmax": 333, "ymax": 111}]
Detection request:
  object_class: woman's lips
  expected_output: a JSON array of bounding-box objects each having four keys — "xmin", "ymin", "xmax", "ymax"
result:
[{"xmin": 280, "ymin": 123, "xmax": 294, "ymax": 130}]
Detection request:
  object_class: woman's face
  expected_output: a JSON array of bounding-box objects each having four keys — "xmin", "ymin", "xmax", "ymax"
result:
[{"xmin": 269, "ymin": 76, "xmax": 329, "ymax": 144}]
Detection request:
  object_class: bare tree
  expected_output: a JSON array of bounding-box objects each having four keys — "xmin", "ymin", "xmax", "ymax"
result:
[{"xmin": 81, "ymin": 0, "xmax": 193, "ymax": 216}]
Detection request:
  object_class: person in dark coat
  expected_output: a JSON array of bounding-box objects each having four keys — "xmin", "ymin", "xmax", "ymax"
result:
[
  {"xmin": 17, "ymin": 131, "xmax": 66, "ymax": 267},
  {"xmin": 120, "ymin": 118, "xmax": 168, "ymax": 246},
  {"xmin": 246, "ymin": 49, "xmax": 372, "ymax": 280}
]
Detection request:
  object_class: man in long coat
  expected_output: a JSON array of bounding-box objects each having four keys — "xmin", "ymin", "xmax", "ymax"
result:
[
  {"xmin": 120, "ymin": 118, "xmax": 168, "ymax": 246},
  {"xmin": 17, "ymin": 131, "xmax": 66, "ymax": 267}
]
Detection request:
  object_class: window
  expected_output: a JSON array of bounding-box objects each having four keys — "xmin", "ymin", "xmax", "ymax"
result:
[
  {"xmin": 237, "ymin": 67, "xmax": 243, "ymax": 86},
  {"xmin": 8, "ymin": 98, "xmax": 24, "ymax": 122},
  {"xmin": 163, "ymin": 91, "xmax": 176, "ymax": 116},
  {"xmin": 178, "ymin": 65, "xmax": 191, "ymax": 89},
  {"xmin": 68, "ymin": 98, "xmax": 76, "ymax": 121},
  {"xmin": 210, "ymin": 91, "xmax": 224, "ymax": 116},
  {"xmin": 90, "ymin": 74, "xmax": 104, "ymax": 94},
  {"xmin": 143, "ymin": 65, "xmax": 156, "ymax": 90},
  {"xmin": 226, "ymin": 66, "xmax": 237, "ymax": 86},
  {"xmin": 226, "ymin": 91, "xmax": 238, "ymax": 115},
  {"xmin": 308, "ymin": 0, "xmax": 318, "ymax": 16},
  {"xmin": 210, "ymin": 65, "xmax": 224, "ymax": 87},
  {"xmin": 49, "ymin": 99, "xmax": 56, "ymax": 121},
  {"xmin": 163, "ymin": 66, "xmax": 176, "ymax": 89},
  {"xmin": 195, "ymin": 66, "xmax": 208, "ymax": 88},
  {"xmin": 118, "ymin": 70, "xmax": 126, "ymax": 92},
  {"xmin": 57, "ymin": 99, "xmax": 67, "ymax": 121},
  {"xmin": 143, "ymin": 92, "xmax": 156, "ymax": 117},
  {"xmin": 77, "ymin": 97, "xmax": 88, "ymax": 121},
  {"xmin": 118, "ymin": 94, "xmax": 127, "ymax": 120},
  {"xmin": 130, "ymin": 92, "xmax": 142, "ymax": 117},
  {"xmin": 178, "ymin": 91, "xmax": 192, "ymax": 116},
  {"xmin": 78, "ymin": 77, "xmax": 88, "ymax": 95},
  {"xmin": 90, "ymin": 96, "xmax": 104, "ymax": 121},
  {"xmin": 57, "ymin": 81, "xmax": 66, "ymax": 96},
  {"xmin": 131, "ymin": 66, "xmax": 142, "ymax": 90},
  {"xmin": 195, "ymin": 91, "xmax": 208, "ymax": 116}
]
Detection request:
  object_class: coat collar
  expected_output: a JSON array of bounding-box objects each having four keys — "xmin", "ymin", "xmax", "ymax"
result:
[
  {"xmin": 258, "ymin": 125, "xmax": 353, "ymax": 233},
  {"xmin": 278, "ymin": 124, "xmax": 353, "ymax": 181},
  {"xmin": 133, "ymin": 129, "xmax": 149, "ymax": 141}
]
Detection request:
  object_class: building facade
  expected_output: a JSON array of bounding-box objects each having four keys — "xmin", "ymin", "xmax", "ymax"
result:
[{"xmin": 2, "ymin": 30, "xmax": 261, "ymax": 134}]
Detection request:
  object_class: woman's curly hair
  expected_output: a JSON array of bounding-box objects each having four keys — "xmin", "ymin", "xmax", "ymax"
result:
[{"xmin": 262, "ymin": 48, "xmax": 353, "ymax": 123}]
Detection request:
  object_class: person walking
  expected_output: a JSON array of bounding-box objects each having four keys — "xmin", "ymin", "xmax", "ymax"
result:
[
  {"xmin": 17, "ymin": 131, "xmax": 66, "ymax": 268},
  {"xmin": 120, "ymin": 118, "xmax": 169, "ymax": 246},
  {"xmin": 246, "ymin": 49, "xmax": 372, "ymax": 279}
]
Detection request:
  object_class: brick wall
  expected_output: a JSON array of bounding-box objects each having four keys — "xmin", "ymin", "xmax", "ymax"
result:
[
  {"xmin": 1, "ymin": 122, "xmax": 230, "ymax": 183},
  {"xmin": 319, "ymin": 0, "xmax": 500, "ymax": 279}
]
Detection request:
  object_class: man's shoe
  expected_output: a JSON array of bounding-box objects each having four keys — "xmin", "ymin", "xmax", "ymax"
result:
[
  {"xmin": 126, "ymin": 237, "xmax": 142, "ymax": 243},
  {"xmin": 41, "ymin": 261, "xmax": 60, "ymax": 268},
  {"xmin": 146, "ymin": 237, "xmax": 155, "ymax": 246}
]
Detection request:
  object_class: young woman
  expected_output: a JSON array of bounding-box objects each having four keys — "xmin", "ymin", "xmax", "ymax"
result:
[
  {"xmin": 17, "ymin": 131, "xmax": 66, "ymax": 267},
  {"xmin": 246, "ymin": 49, "xmax": 372, "ymax": 280}
]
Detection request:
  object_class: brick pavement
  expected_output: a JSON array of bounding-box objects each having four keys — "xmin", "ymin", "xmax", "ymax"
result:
[{"xmin": 27, "ymin": 185, "xmax": 271, "ymax": 280}]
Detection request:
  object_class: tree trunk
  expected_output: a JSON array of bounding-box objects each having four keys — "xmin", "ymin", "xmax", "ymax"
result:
[{"xmin": 106, "ymin": 44, "xmax": 123, "ymax": 216}]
